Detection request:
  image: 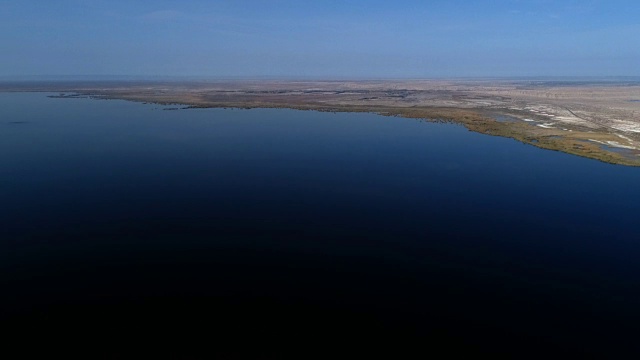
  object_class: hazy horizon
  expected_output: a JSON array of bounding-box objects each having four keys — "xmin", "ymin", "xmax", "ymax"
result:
[
  {"xmin": 2, "ymin": 0, "xmax": 639, "ymax": 78},
  {"xmin": 3, "ymin": 74, "xmax": 640, "ymax": 82}
]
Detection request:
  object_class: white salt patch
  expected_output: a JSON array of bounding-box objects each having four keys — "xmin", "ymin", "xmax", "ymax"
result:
[
  {"xmin": 608, "ymin": 141, "xmax": 637, "ymax": 149},
  {"xmin": 617, "ymin": 134, "xmax": 634, "ymax": 142},
  {"xmin": 588, "ymin": 139, "xmax": 637, "ymax": 150}
]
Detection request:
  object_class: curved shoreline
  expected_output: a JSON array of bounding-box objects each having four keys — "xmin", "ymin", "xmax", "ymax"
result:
[
  {"xmin": 3, "ymin": 79, "xmax": 640, "ymax": 166},
  {"xmin": 75, "ymin": 93, "xmax": 640, "ymax": 167}
]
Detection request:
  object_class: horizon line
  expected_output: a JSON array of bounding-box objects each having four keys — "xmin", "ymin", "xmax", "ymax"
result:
[{"xmin": 2, "ymin": 74, "xmax": 640, "ymax": 82}]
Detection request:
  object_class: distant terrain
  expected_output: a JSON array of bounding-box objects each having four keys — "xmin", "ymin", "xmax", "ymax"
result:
[{"xmin": 3, "ymin": 79, "xmax": 640, "ymax": 166}]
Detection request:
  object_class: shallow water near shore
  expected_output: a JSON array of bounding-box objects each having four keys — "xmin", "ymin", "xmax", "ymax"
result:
[{"xmin": 2, "ymin": 93, "xmax": 640, "ymax": 355}]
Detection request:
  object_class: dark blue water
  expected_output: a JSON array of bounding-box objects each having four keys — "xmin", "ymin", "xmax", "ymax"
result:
[{"xmin": 2, "ymin": 93, "xmax": 640, "ymax": 356}]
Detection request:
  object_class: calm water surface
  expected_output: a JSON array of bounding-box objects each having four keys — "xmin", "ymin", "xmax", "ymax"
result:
[{"xmin": 2, "ymin": 93, "xmax": 640, "ymax": 356}]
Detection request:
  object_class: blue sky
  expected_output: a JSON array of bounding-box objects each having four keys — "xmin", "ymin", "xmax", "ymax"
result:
[{"xmin": 1, "ymin": 0, "xmax": 639, "ymax": 78}]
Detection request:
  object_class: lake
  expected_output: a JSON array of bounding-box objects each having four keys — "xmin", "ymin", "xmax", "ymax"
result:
[{"xmin": 2, "ymin": 93, "xmax": 640, "ymax": 356}]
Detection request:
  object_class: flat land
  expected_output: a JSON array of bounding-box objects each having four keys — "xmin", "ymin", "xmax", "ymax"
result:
[{"xmin": 3, "ymin": 79, "xmax": 640, "ymax": 166}]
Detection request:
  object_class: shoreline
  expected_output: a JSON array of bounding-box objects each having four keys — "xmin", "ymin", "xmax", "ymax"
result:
[{"xmin": 3, "ymin": 80, "xmax": 640, "ymax": 166}]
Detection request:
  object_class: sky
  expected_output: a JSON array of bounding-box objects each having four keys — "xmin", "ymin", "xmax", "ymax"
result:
[{"xmin": 1, "ymin": 0, "xmax": 639, "ymax": 78}]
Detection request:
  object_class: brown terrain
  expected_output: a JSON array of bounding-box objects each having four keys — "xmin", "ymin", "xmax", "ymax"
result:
[{"xmin": 3, "ymin": 79, "xmax": 640, "ymax": 165}]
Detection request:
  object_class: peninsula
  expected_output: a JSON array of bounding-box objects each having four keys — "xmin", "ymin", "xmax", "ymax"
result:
[{"xmin": 3, "ymin": 79, "xmax": 640, "ymax": 166}]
